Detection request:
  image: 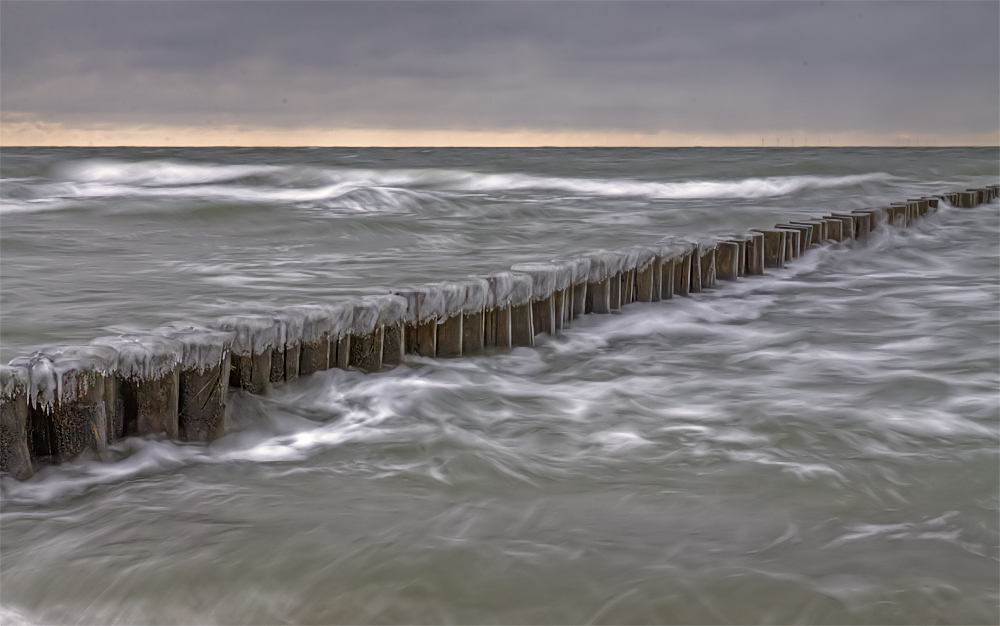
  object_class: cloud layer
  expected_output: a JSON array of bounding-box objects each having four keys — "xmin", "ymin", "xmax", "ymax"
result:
[{"xmin": 2, "ymin": 1, "xmax": 997, "ymax": 145}]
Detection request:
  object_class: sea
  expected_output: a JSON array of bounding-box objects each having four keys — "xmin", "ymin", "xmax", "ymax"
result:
[{"xmin": 1, "ymin": 147, "xmax": 997, "ymax": 624}]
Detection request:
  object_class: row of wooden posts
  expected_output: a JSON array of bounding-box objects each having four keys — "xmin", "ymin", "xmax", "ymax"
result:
[{"xmin": 1, "ymin": 185, "xmax": 997, "ymax": 480}]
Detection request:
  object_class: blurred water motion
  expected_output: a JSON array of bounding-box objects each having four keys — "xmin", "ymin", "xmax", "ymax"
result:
[{"xmin": 1, "ymin": 148, "xmax": 997, "ymax": 624}]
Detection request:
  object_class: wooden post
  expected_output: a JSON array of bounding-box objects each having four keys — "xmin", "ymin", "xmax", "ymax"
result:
[
  {"xmin": 751, "ymin": 230, "xmax": 786, "ymax": 268},
  {"xmin": 509, "ymin": 272, "xmax": 535, "ymax": 347},
  {"xmin": 480, "ymin": 272, "xmax": 516, "ymax": 349},
  {"xmin": 267, "ymin": 311, "xmax": 304, "ymax": 383},
  {"xmin": 826, "ymin": 215, "xmax": 855, "ymax": 240},
  {"xmin": 349, "ymin": 299, "xmax": 385, "ymax": 372},
  {"xmin": 822, "ymin": 218, "xmax": 844, "ymax": 241},
  {"xmin": 699, "ymin": 243, "xmax": 717, "ymax": 288},
  {"xmin": 790, "ymin": 219, "xmax": 825, "ymax": 244},
  {"xmin": 849, "ymin": 212, "xmax": 871, "ymax": 240},
  {"xmin": 461, "ymin": 278, "xmax": 489, "ymax": 355},
  {"xmin": 632, "ymin": 247, "xmax": 658, "ymax": 302},
  {"xmin": 585, "ymin": 252, "xmax": 613, "ymax": 314},
  {"xmin": 90, "ymin": 335, "xmax": 182, "ymax": 440},
  {"xmin": 394, "ymin": 286, "xmax": 446, "ymax": 358},
  {"xmin": 511, "ymin": 263, "xmax": 568, "ymax": 334},
  {"xmin": 777, "ymin": 224, "xmax": 813, "ymax": 250},
  {"xmin": 674, "ymin": 247, "xmax": 693, "ymax": 295},
  {"xmin": 688, "ymin": 244, "xmax": 703, "ymax": 293},
  {"xmin": 152, "ymin": 325, "xmax": 234, "ymax": 442},
  {"xmin": 1, "ymin": 365, "xmax": 33, "ymax": 479},
  {"xmin": 715, "ymin": 241, "xmax": 739, "ymax": 281},
  {"xmin": 376, "ymin": 295, "xmax": 407, "ymax": 367},
  {"xmin": 745, "ymin": 233, "xmax": 765, "ymax": 275},
  {"xmin": 217, "ymin": 315, "xmax": 278, "ymax": 394}
]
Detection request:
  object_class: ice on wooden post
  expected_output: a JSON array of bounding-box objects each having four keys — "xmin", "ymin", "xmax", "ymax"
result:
[
  {"xmin": 296, "ymin": 302, "xmax": 353, "ymax": 374},
  {"xmin": 1, "ymin": 365, "xmax": 33, "ymax": 479},
  {"xmin": 554, "ymin": 257, "xmax": 590, "ymax": 321},
  {"xmin": 348, "ymin": 298, "xmax": 396, "ymax": 372},
  {"xmin": 216, "ymin": 315, "xmax": 278, "ymax": 394},
  {"xmin": 549, "ymin": 263, "xmax": 574, "ymax": 331},
  {"xmin": 631, "ymin": 246, "xmax": 659, "ymax": 302},
  {"xmin": 32, "ymin": 344, "xmax": 122, "ymax": 444},
  {"xmin": 13, "ymin": 347, "xmax": 117, "ymax": 457},
  {"xmin": 687, "ymin": 244, "xmax": 703, "ymax": 293},
  {"xmin": 90, "ymin": 335, "xmax": 182, "ymax": 440},
  {"xmin": 152, "ymin": 324, "xmax": 234, "ymax": 442},
  {"xmin": 618, "ymin": 248, "xmax": 639, "ymax": 306},
  {"xmin": 672, "ymin": 245, "xmax": 694, "ymax": 295},
  {"xmin": 435, "ymin": 282, "xmax": 467, "ymax": 358},
  {"xmin": 376, "ymin": 295, "xmax": 407, "ymax": 368},
  {"xmin": 394, "ymin": 286, "xmax": 446, "ymax": 358},
  {"xmin": 460, "ymin": 278, "xmax": 489, "ymax": 355},
  {"xmin": 714, "ymin": 241, "xmax": 740, "ymax": 281},
  {"xmin": 585, "ymin": 252, "xmax": 614, "ymax": 314},
  {"xmin": 267, "ymin": 311, "xmax": 305, "ymax": 383},
  {"xmin": 508, "ymin": 273, "xmax": 535, "ymax": 348},
  {"xmin": 510, "ymin": 263, "xmax": 562, "ymax": 335},
  {"xmin": 480, "ymin": 272, "xmax": 517, "ymax": 349},
  {"xmin": 658, "ymin": 246, "xmax": 682, "ymax": 299}
]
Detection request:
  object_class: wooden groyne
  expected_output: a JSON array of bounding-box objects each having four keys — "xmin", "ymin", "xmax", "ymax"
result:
[{"xmin": 2, "ymin": 185, "xmax": 997, "ymax": 480}]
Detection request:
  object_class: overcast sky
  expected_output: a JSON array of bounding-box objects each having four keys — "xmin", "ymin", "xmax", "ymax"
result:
[{"xmin": 2, "ymin": 1, "xmax": 997, "ymax": 146}]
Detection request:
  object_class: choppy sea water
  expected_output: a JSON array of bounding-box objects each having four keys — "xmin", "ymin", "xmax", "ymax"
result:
[{"xmin": 1, "ymin": 148, "xmax": 997, "ymax": 624}]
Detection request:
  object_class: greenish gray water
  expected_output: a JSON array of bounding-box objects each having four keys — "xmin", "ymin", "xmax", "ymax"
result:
[{"xmin": 1, "ymin": 148, "xmax": 997, "ymax": 624}]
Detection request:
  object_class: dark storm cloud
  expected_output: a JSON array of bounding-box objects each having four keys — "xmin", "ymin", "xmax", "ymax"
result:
[{"xmin": 1, "ymin": 1, "xmax": 997, "ymax": 135}]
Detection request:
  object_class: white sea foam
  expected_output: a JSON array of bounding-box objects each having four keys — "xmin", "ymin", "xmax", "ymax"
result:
[{"xmin": 1, "ymin": 159, "xmax": 897, "ymax": 215}]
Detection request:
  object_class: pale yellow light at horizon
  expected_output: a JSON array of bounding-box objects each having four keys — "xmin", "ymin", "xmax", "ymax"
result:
[{"xmin": 2, "ymin": 119, "xmax": 997, "ymax": 148}]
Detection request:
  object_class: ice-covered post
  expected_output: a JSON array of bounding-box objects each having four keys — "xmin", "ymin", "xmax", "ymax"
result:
[
  {"xmin": 377, "ymin": 295, "xmax": 407, "ymax": 367},
  {"xmin": 688, "ymin": 244, "xmax": 703, "ymax": 293},
  {"xmin": 434, "ymin": 283, "xmax": 467, "ymax": 358},
  {"xmin": 1, "ymin": 365, "xmax": 33, "ymax": 479},
  {"xmin": 632, "ymin": 246, "xmax": 658, "ymax": 302},
  {"xmin": 394, "ymin": 286, "xmax": 445, "ymax": 358},
  {"xmin": 152, "ymin": 325, "xmax": 234, "ymax": 442},
  {"xmin": 268, "ymin": 311, "xmax": 305, "ymax": 383},
  {"xmin": 557, "ymin": 257, "xmax": 590, "ymax": 320},
  {"xmin": 657, "ymin": 246, "xmax": 677, "ymax": 299},
  {"xmin": 619, "ymin": 248, "xmax": 639, "ymax": 306},
  {"xmin": 585, "ymin": 253, "xmax": 613, "ymax": 314},
  {"xmin": 673, "ymin": 245, "xmax": 693, "ymax": 295},
  {"xmin": 217, "ymin": 315, "xmax": 278, "ymax": 394},
  {"xmin": 91, "ymin": 335, "xmax": 182, "ymax": 439},
  {"xmin": 348, "ymin": 298, "xmax": 386, "ymax": 372},
  {"xmin": 508, "ymin": 273, "xmax": 535, "ymax": 347},
  {"xmin": 295, "ymin": 303, "xmax": 351, "ymax": 374},
  {"xmin": 481, "ymin": 272, "xmax": 515, "ymax": 349},
  {"xmin": 461, "ymin": 278, "xmax": 490, "ymax": 355},
  {"xmin": 510, "ymin": 263, "xmax": 560, "ymax": 335}
]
